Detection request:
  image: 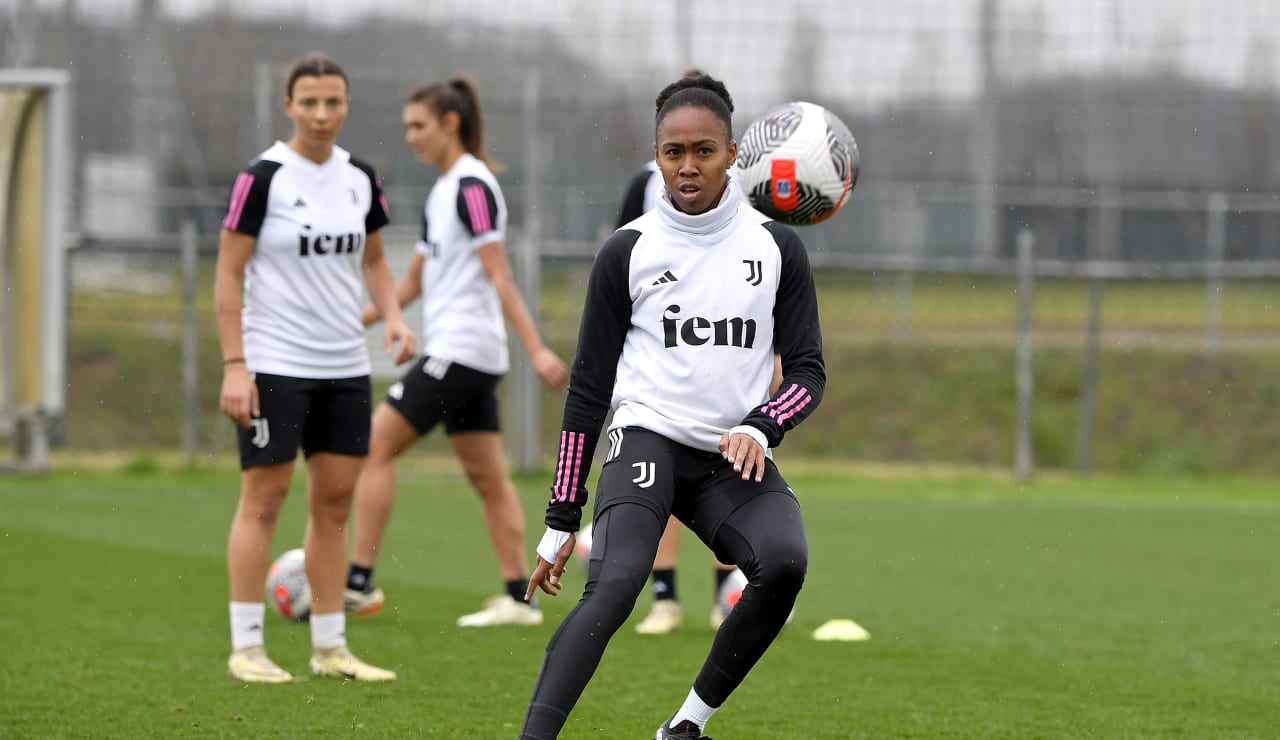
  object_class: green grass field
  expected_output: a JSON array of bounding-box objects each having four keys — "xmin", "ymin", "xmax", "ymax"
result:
[{"xmin": 2, "ymin": 458, "xmax": 1276, "ymax": 738}]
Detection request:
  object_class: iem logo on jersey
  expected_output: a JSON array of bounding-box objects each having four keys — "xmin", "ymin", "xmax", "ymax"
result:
[
  {"xmin": 298, "ymin": 223, "xmax": 365, "ymax": 256},
  {"xmin": 662, "ymin": 304, "xmax": 756, "ymax": 349}
]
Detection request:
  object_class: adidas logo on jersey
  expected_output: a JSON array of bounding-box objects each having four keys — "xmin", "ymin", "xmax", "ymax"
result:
[
  {"xmin": 651, "ymin": 270, "xmax": 679, "ymax": 286},
  {"xmin": 293, "ymin": 197, "xmax": 307, "ymax": 208}
]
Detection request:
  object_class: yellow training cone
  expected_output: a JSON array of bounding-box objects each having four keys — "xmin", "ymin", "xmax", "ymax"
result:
[{"xmin": 811, "ymin": 618, "xmax": 871, "ymax": 642}]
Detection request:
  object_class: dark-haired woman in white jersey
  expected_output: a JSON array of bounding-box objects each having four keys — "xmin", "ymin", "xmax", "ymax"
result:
[
  {"xmin": 343, "ymin": 77, "xmax": 568, "ymax": 627},
  {"xmin": 521, "ymin": 73, "xmax": 824, "ymax": 739},
  {"xmin": 216, "ymin": 53, "xmax": 415, "ymax": 684}
]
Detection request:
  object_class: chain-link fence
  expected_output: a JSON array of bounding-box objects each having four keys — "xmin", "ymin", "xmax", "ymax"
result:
[{"xmin": 8, "ymin": 0, "xmax": 1280, "ymax": 473}]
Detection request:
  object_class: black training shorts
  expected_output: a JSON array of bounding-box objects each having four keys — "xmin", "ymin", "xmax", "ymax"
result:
[
  {"xmin": 236, "ymin": 373, "xmax": 372, "ymax": 469},
  {"xmin": 593, "ymin": 426, "xmax": 795, "ymax": 551},
  {"xmin": 385, "ymin": 355, "xmax": 501, "ymax": 436}
]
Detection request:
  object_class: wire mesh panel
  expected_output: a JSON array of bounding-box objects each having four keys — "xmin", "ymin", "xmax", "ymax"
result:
[{"xmin": 8, "ymin": 1, "xmax": 1280, "ymax": 472}]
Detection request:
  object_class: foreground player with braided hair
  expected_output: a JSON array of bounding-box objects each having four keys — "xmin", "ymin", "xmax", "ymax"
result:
[{"xmin": 519, "ymin": 73, "xmax": 825, "ymax": 739}]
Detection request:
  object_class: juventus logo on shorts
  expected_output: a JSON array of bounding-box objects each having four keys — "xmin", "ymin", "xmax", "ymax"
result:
[
  {"xmin": 743, "ymin": 259, "xmax": 764, "ymax": 286},
  {"xmin": 631, "ymin": 461, "xmax": 656, "ymax": 489},
  {"xmin": 249, "ymin": 418, "xmax": 270, "ymax": 449}
]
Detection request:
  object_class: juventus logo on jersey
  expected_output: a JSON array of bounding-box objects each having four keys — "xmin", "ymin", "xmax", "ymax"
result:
[
  {"xmin": 743, "ymin": 259, "xmax": 764, "ymax": 286},
  {"xmin": 605, "ymin": 429, "xmax": 624, "ymax": 462},
  {"xmin": 249, "ymin": 418, "xmax": 270, "ymax": 449},
  {"xmin": 631, "ymin": 461, "xmax": 656, "ymax": 489}
]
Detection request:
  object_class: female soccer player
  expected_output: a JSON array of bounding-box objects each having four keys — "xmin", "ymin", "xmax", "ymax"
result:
[
  {"xmin": 343, "ymin": 77, "xmax": 568, "ymax": 627},
  {"xmin": 520, "ymin": 73, "xmax": 825, "ymax": 739},
  {"xmin": 616, "ymin": 69, "xmax": 782, "ymax": 637},
  {"xmin": 217, "ymin": 52, "xmax": 415, "ymax": 683}
]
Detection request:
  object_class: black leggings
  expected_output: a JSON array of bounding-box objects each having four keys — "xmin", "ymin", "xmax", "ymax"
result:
[{"xmin": 519, "ymin": 491, "xmax": 807, "ymax": 738}]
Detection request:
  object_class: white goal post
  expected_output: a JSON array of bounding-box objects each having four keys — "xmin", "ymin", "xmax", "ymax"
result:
[{"xmin": 0, "ymin": 69, "xmax": 71, "ymax": 472}]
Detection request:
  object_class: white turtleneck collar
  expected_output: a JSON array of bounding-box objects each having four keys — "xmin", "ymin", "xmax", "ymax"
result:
[{"xmin": 655, "ymin": 175, "xmax": 743, "ymax": 246}]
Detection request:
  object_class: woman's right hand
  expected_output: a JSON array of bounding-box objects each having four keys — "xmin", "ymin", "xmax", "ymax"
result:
[
  {"xmin": 532, "ymin": 347, "xmax": 569, "ymax": 390},
  {"xmin": 220, "ymin": 365, "xmax": 259, "ymax": 428}
]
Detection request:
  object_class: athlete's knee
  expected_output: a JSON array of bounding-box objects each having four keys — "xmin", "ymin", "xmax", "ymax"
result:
[
  {"xmin": 239, "ymin": 501, "xmax": 284, "ymax": 528},
  {"xmin": 582, "ymin": 562, "xmax": 648, "ymax": 620},
  {"xmin": 469, "ymin": 471, "xmax": 514, "ymax": 502},
  {"xmin": 366, "ymin": 440, "xmax": 402, "ymax": 466},
  {"xmin": 238, "ymin": 481, "xmax": 290, "ymax": 525},
  {"xmin": 751, "ymin": 539, "xmax": 808, "ymax": 593},
  {"xmin": 309, "ymin": 485, "xmax": 355, "ymax": 525}
]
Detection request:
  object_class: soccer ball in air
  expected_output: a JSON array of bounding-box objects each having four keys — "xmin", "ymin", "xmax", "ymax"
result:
[
  {"xmin": 266, "ymin": 548, "xmax": 311, "ymax": 620},
  {"xmin": 736, "ymin": 101, "xmax": 859, "ymax": 226}
]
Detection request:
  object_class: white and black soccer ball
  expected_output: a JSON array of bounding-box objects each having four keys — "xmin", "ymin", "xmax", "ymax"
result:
[
  {"xmin": 717, "ymin": 567, "xmax": 749, "ymax": 615},
  {"xmin": 266, "ymin": 548, "xmax": 311, "ymax": 620},
  {"xmin": 736, "ymin": 101, "xmax": 859, "ymax": 226},
  {"xmin": 716, "ymin": 567, "xmax": 795, "ymax": 624}
]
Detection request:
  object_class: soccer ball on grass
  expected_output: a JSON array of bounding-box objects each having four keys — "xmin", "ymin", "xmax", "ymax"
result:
[
  {"xmin": 266, "ymin": 548, "xmax": 311, "ymax": 620},
  {"xmin": 573, "ymin": 522, "xmax": 593, "ymax": 569},
  {"xmin": 716, "ymin": 567, "xmax": 795, "ymax": 625},
  {"xmin": 736, "ymin": 101, "xmax": 859, "ymax": 226}
]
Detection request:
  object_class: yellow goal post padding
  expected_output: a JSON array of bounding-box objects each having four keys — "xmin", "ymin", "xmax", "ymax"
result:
[{"xmin": 0, "ymin": 70, "xmax": 70, "ymax": 472}]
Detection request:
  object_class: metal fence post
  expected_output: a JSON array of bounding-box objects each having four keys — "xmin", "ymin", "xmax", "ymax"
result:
[
  {"xmin": 181, "ymin": 221, "xmax": 198, "ymax": 463},
  {"xmin": 1204, "ymin": 193, "xmax": 1227, "ymax": 355},
  {"xmin": 507, "ymin": 71, "xmax": 543, "ymax": 473},
  {"xmin": 1076, "ymin": 191, "xmax": 1115, "ymax": 473},
  {"xmin": 1015, "ymin": 228, "xmax": 1035, "ymax": 481}
]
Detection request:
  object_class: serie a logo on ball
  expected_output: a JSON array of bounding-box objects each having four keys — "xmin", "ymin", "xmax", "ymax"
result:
[{"xmin": 737, "ymin": 101, "xmax": 860, "ymax": 226}]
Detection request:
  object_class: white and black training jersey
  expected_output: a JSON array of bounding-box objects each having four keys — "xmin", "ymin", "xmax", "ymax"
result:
[
  {"xmin": 222, "ymin": 141, "xmax": 390, "ymax": 379},
  {"xmin": 416, "ymin": 152, "xmax": 510, "ymax": 375},
  {"xmin": 546, "ymin": 178, "xmax": 825, "ymax": 533}
]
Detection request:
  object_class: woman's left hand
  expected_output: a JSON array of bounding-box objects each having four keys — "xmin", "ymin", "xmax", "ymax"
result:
[{"xmin": 719, "ymin": 429, "xmax": 766, "ymax": 482}]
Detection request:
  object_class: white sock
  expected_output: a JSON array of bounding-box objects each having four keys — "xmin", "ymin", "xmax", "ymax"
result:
[
  {"xmin": 310, "ymin": 611, "xmax": 346, "ymax": 650},
  {"xmin": 671, "ymin": 688, "xmax": 717, "ymax": 730},
  {"xmin": 229, "ymin": 601, "xmax": 265, "ymax": 651}
]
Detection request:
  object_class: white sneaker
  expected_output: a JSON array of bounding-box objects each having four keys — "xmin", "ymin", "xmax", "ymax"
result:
[
  {"xmin": 228, "ymin": 645, "xmax": 293, "ymax": 684},
  {"xmin": 456, "ymin": 595, "xmax": 544, "ymax": 627},
  {"xmin": 344, "ymin": 586, "xmax": 385, "ymax": 617},
  {"xmin": 309, "ymin": 645, "xmax": 397, "ymax": 681},
  {"xmin": 635, "ymin": 600, "xmax": 684, "ymax": 635}
]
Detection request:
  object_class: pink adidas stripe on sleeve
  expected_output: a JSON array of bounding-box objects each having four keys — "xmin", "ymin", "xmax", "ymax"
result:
[{"xmin": 222, "ymin": 172, "xmax": 254, "ymax": 230}]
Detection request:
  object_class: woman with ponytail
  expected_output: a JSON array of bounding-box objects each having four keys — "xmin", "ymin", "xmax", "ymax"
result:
[{"xmin": 344, "ymin": 77, "xmax": 568, "ymax": 629}]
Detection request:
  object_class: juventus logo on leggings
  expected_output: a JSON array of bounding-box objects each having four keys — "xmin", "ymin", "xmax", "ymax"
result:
[
  {"xmin": 743, "ymin": 259, "xmax": 764, "ymax": 286},
  {"xmin": 631, "ymin": 461, "xmax": 656, "ymax": 488}
]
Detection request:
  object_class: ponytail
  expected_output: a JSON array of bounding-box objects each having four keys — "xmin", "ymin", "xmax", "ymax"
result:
[{"xmin": 407, "ymin": 76, "xmax": 500, "ymax": 171}]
